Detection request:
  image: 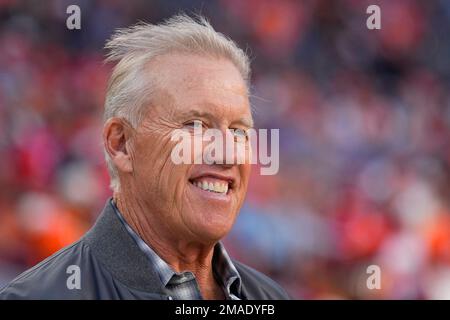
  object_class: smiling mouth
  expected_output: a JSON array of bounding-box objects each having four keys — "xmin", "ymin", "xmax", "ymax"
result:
[{"xmin": 189, "ymin": 177, "xmax": 232, "ymax": 195}]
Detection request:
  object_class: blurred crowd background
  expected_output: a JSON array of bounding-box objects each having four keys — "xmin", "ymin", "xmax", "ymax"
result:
[{"xmin": 1, "ymin": 0, "xmax": 450, "ymax": 299}]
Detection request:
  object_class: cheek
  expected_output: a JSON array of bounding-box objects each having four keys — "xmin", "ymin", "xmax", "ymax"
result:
[
  {"xmin": 239, "ymin": 163, "xmax": 252, "ymax": 190},
  {"xmin": 167, "ymin": 163, "xmax": 190, "ymax": 198},
  {"xmin": 151, "ymin": 142, "xmax": 191, "ymax": 204},
  {"xmin": 133, "ymin": 135, "xmax": 178, "ymax": 192}
]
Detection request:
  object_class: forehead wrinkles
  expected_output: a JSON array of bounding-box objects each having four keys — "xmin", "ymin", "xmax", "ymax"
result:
[
  {"xmin": 150, "ymin": 53, "xmax": 247, "ymax": 94},
  {"xmin": 140, "ymin": 54, "xmax": 250, "ymax": 125},
  {"xmin": 182, "ymin": 65, "xmax": 247, "ymax": 98},
  {"xmin": 170, "ymin": 69, "xmax": 250, "ymax": 119}
]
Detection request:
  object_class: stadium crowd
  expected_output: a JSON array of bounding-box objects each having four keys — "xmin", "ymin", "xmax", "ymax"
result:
[{"xmin": 1, "ymin": 0, "xmax": 450, "ymax": 299}]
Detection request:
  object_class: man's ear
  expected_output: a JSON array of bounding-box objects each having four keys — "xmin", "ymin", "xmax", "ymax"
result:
[{"xmin": 103, "ymin": 118, "xmax": 134, "ymax": 174}]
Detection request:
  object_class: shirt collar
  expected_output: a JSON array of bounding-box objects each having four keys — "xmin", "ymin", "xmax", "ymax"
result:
[{"xmin": 111, "ymin": 199, "xmax": 242, "ymax": 298}]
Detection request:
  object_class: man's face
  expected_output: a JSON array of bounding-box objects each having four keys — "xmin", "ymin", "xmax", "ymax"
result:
[{"xmin": 127, "ymin": 53, "xmax": 252, "ymax": 244}]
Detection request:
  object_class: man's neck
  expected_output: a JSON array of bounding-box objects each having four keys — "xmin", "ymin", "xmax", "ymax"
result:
[{"xmin": 114, "ymin": 193, "xmax": 225, "ymax": 299}]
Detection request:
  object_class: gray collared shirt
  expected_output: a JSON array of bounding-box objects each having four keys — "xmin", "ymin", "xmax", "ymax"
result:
[{"xmin": 111, "ymin": 200, "xmax": 243, "ymax": 300}]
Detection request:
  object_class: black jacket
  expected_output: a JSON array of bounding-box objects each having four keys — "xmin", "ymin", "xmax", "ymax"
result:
[{"xmin": 0, "ymin": 200, "xmax": 290, "ymax": 300}]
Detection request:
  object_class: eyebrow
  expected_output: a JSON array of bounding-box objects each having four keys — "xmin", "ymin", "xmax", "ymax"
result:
[
  {"xmin": 236, "ymin": 116, "xmax": 254, "ymax": 128},
  {"xmin": 178, "ymin": 109, "xmax": 254, "ymax": 128}
]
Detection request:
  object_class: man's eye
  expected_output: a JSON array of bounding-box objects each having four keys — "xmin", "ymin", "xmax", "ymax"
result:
[
  {"xmin": 184, "ymin": 120, "xmax": 204, "ymax": 129},
  {"xmin": 232, "ymin": 128, "xmax": 248, "ymax": 141}
]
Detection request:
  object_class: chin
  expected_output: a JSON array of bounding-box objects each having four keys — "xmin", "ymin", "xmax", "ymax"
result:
[{"xmin": 190, "ymin": 213, "xmax": 236, "ymax": 243}]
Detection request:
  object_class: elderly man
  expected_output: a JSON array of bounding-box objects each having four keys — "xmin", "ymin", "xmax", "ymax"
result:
[{"xmin": 0, "ymin": 14, "xmax": 289, "ymax": 300}]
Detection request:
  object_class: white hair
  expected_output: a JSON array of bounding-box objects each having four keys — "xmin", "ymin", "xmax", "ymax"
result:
[{"xmin": 103, "ymin": 14, "xmax": 251, "ymax": 192}]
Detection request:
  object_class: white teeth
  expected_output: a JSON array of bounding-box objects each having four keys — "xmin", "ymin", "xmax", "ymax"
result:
[{"xmin": 192, "ymin": 179, "xmax": 229, "ymax": 194}]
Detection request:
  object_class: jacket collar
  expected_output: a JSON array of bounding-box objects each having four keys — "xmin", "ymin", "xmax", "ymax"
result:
[
  {"xmin": 83, "ymin": 199, "xmax": 254, "ymax": 299},
  {"xmin": 83, "ymin": 199, "xmax": 168, "ymax": 298}
]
